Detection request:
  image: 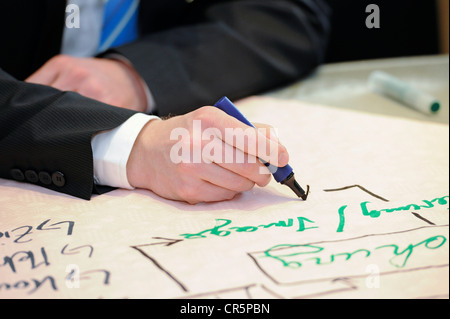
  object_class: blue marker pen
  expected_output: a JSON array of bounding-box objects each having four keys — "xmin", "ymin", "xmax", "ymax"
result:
[{"xmin": 214, "ymin": 96, "xmax": 309, "ymax": 200}]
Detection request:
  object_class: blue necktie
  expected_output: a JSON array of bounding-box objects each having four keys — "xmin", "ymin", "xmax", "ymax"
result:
[{"xmin": 98, "ymin": 0, "xmax": 139, "ymax": 52}]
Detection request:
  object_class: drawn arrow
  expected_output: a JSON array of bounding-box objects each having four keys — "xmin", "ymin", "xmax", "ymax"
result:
[
  {"xmin": 130, "ymin": 238, "xmax": 188, "ymax": 293},
  {"xmin": 323, "ymin": 184, "xmax": 389, "ymax": 202},
  {"xmin": 146, "ymin": 237, "xmax": 183, "ymax": 247},
  {"xmin": 61, "ymin": 243, "xmax": 94, "ymax": 258}
]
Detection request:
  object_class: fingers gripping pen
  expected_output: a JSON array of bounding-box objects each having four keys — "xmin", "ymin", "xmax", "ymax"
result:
[{"xmin": 214, "ymin": 97, "xmax": 309, "ymax": 200}]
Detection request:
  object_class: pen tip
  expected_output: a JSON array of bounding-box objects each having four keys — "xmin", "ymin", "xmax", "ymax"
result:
[{"xmin": 281, "ymin": 173, "xmax": 309, "ymax": 200}]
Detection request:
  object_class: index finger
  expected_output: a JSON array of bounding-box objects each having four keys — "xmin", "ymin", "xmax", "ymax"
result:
[
  {"xmin": 199, "ymin": 106, "xmax": 289, "ymax": 167},
  {"xmin": 25, "ymin": 56, "xmax": 64, "ymax": 85}
]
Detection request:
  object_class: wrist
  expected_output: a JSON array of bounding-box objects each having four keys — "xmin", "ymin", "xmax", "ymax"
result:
[
  {"xmin": 107, "ymin": 57, "xmax": 148, "ymax": 113},
  {"xmin": 92, "ymin": 113, "xmax": 159, "ymax": 189},
  {"xmin": 126, "ymin": 118, "xmax": 161, "ymax": 189}
]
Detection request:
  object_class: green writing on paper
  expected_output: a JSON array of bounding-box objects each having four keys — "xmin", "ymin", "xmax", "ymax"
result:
[
  {"xmin": 359, "ymin": 195, "xmax": 449, "ymax": 218},
  {"xmin": 179, "ymin": 195, "xmax": 448, "ymax": 240},
  {"xmin": 263, "ymin": 234, "xmax": 447, "ymax": 269},
  {"xmin": 180, "ymin": 217, "xmax": 317, "ymax": 239},
  {"xmin": 335, "ymin": 195, "xmax": 448, "ymax": 232}
]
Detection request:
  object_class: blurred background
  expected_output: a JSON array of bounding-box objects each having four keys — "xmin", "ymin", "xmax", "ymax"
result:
[{"xmin": 323, "ymin": 0, "xmax": 449, "ymax": 62}]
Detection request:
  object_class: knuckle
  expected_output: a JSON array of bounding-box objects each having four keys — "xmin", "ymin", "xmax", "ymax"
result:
[
  {"xmin": 192, "ymin": 106, "xmax": 219, "ymax": 126},
  {"xmin": 195, "ymin": 105, "xmax": 216, "ymax": 117},
  {"xmin": 189, "ymin": 133, "xmax": 203, "ymax": 151},
  {"xmin": 85, "ymin": 78, "xmax": 106, "ymax": 96},
  {"xmin": 176, "ymin": 162, "xmax": 198, "ymax": 174},
  {"xmin": 52, "ymin": 54, "xmax": 70, "ymax": 66},
  {"xmin": 71, "ymin": 65, "xmax": 90, "ymax": 81}
]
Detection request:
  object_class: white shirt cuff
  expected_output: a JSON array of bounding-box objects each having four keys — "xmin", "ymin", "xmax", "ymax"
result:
[{"xmin": 91, "ymin": 113, "xmax": 160, "ymax": 189}]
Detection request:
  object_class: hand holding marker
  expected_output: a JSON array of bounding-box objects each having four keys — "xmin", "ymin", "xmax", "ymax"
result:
[{"xmin": 214, "ymin": 97, "xmax": 309, "ymax": 200}]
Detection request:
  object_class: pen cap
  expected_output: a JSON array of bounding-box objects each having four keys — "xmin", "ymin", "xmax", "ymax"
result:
[
  {"xmin": 368, "ymin": 71, "xmax": 440, "ymax": 115},
  {"xmin": 214, "ymin": 96, "xmax": 253, "ymax": 127}
]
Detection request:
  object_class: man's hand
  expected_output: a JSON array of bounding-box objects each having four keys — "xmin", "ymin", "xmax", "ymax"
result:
[
  {"xmin": 26, "ymin": 55, "xmax": 148, "ymax": 112},
  {"xmin": 127, "ymin": 106, "xmax": 289, "ymax": 204}
]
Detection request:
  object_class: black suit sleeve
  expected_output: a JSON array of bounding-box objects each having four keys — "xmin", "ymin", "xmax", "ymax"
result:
[
  {"xmin": 111, "ymin": 0, "xmax": 330, "ymax": 116},
  {"xmin": 0, "ymin": 69, "xmax": 138, "ymax": 199}
]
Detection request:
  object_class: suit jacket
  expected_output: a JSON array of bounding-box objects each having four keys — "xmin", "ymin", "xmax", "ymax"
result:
[
  {"xmin": 0, "ymin": 0, "xmax": 330, "ymax": 199},
  {"xmin": 1, "ymin": 0, "xmax": 330, "ymax": 115},
  {"xmin": 0, "ymin": 70, "xmax": 137, "ymax": 199}
]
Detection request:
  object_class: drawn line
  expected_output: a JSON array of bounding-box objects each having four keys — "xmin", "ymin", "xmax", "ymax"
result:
[
  {"xmin": 61, "ymin": 243, "xmax": 94, "ymax": 258},
  {"xmin": 149, "ymin": 237, "xmax": 183, "ymax": 246},
  {"xmin": 248, "ymin": 225, "xmax": 449, "ymax": 286},
  {"xmin": 296, "ymin": 264, "xmax": 449, "ymax": 298},
  {"xmin": 323, "ymin": 185, "xmax": 389, "ymax": 202},
  {"xmin": 177, "ymin": 284, "xmax": 285, "ymax": 299},
  {"xmin": 337, "ymin": 205, "xmax": 346, "ymax": 232},
  {"xmin": 259, "ymin": 285, "xmax": 285, "ymax": 299},
  {"xmin": 174, "ymin": 284, "xmax": 256, "ymax": 299},
  {"xmin": 244, "ymin": 286, "xmax": 252, "ymax": 299},
  {"xmin": 263, "ymin": 225, "xmax": 449, "ymax": 252},
  {"xmin": 131, "ymin": 246, "xmax": 189, "ymax": 293},
  {"xmin": 294, "ymin": 277, "xmax": 358, "ymax": 299},
  {"xmin": 411, "ymin": 212, "xmax": 435, "ymax": 225},
  {"xmin": 79, "ymin": 269, "xmax": 111, "ymax": 285}
]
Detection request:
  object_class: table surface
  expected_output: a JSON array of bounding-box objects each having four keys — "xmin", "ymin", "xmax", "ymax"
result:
[{"xmin": 266, "ymin": 54, "xmax": 449, "ymax": 125}]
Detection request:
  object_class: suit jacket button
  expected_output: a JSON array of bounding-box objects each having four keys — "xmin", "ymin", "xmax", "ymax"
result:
[
  {"xmin": 25, "ymin": 170, "xmax": 39, "ymax": 183},
  {"xmin": 10, "ymin": 168, "xmax": 25, "ymax": 181},
  {"xmin": 39, "ymin": 171, "xmax": 52, "ymax": 185},
  {"xmin": 52, "ymin": 171, "xmax": 65, "ymax": 187}
]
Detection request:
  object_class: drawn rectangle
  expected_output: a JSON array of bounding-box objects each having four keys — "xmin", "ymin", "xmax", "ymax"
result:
[{"xmin": 248, "ymin": 226, "xmax": 449, "ymax": 285}]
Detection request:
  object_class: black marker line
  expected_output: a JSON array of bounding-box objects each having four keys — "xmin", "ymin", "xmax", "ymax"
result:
[
  {"xmin": 411, "ymin": 212, "xmax": 435, "ymax": 225},
  {"xmin": 61, "ymin": 243, "xmax": 94, "ymax": 258},
  {"xmin": 131, "ymin": 245, "xmax": 189, "ymax": 292},
  {"xmin": 149, "ymin": 237, "xmax": 183, "ymax": 247},
  {"xmin": 244, "ymin": 286, "xmax": 252, "ymax": 299},
  {"xmin": 174, "ymin": 284, "xmax": 257, "ymax": 299},
  {"xmin": 79, "ymin": 269, "xmax": 111, "ymax": 285},
  {"xmin": 323, "ymin": 184, "xmax": 389, "ymax": 202},
  {"xmin": 260, "ymin": 225, "xmax": 448, "ymax": 251},
  {"xmin": 294, "ymin": 278, "xmax": 358, "ymax": 299},
  {"xmin": 247, "ymin": 252, "xmax": 281, "ymax": 285},
  {"xmin": 259, "ymin": 285, "xmax": 285, "ymax": 299}
]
